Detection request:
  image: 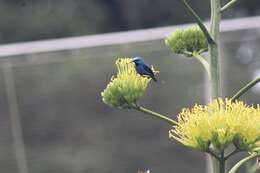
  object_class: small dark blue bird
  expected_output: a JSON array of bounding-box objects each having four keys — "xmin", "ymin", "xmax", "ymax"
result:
[{"xmin": 132, "ymin": 57, "xmax": 157, "ymax": 82}]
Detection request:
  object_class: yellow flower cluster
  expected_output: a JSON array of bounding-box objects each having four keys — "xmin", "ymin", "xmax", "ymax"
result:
[
  {"xmin": 101, "ymin": 58, "xmax": 152, "ymax": 108},
  {"xmin": 170, "ymin": 98, "xmax": 260, "ymax": 151}
]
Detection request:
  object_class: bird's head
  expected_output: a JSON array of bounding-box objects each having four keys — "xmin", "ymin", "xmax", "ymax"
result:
[{"xmin": 132, "ymin": 57, "xmax": 145, "ymax": 65}]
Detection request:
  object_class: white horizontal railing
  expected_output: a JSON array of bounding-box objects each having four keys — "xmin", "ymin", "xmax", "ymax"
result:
[{"xmin": 0, "ymin": 16, "xmax": 260, "ymax": 57}]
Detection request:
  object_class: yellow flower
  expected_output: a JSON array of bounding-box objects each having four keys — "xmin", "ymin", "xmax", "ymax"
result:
[
  {"xmin": 101, "ymin": 58, "xmax": 156, "ymax": 108},
  {"xmin": 169, "ymin": 98, "xmax": 260, "ymax": 151}
]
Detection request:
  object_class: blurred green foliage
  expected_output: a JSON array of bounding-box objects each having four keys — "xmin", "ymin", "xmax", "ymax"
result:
[{"xmin": 0, "ymin": 0, "xmax": 260, "ymax": 44}]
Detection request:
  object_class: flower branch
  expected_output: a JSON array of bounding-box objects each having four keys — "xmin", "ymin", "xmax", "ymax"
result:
[
  {"xmin": 220, "ymin": 0, "xmax": 239, "ymax": 13},
  {"xmin": 183, "ymin": 50, "xmax": 210, "ymax": 77},
  {"xmin": 229, "ymin": 152, "xmax": 260, "ymax": 173},
  {"xmin": 132, "ymin": 104, "xmax": 177, "ymax": 126},
  {"xmin": 207, "ymin": 149, "xmax": 220, "ymax": 160},
  {"xmin": 220, "ymin": 151, "xmax": 225, "ymax": 173},
  {"xmin": 180, "ymin": 0, "xmax": 215, "ymax": 44},
  {"xmin": 191, "ymin": 52, "xmax": 210, "ymax": 77},
  {"xmin": 224, "ymin": 148, "xmax": 241, "ymax": 161},
  {"xmin": 231, "ymin": 77, "xmax": 260, "ymax": 101}
]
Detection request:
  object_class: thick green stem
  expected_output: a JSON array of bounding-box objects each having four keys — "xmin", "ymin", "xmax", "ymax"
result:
[
  {"xmin": 180, "ymin": 0, "xmax": 214, "ymax": 44},
  {"xmin": 209, "ymin": 0, "xmax": 221, "ymax": 100},
  {"xmin": 231, "ymin": 77, "xmax": 260, "ymax": 102},
  {"xmin": 132, "ymin": 105, "xmax": 177, "ymax": 126},
  {"xmin": 209, "ymin": 0, "xmax": 222, "ymax": 173}
]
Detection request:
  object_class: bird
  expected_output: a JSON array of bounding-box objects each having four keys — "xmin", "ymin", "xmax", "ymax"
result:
[{"xmin": 132, "ymin": 57, "xmax": 157, "ymax": 82}]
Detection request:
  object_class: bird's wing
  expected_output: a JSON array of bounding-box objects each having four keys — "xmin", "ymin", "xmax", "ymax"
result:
[{"xmin": 143, "ymin": 64, "xmax": 155, "ymax": 76}]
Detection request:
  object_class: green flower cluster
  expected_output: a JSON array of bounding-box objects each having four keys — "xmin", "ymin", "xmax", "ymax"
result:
[
  {"xmin": 101, "ymin": 58, "xmax": 152, "ymax": 109},
  {"xmin": 165, "ymin": 26, "xmax": 208, "ymax": 56}
]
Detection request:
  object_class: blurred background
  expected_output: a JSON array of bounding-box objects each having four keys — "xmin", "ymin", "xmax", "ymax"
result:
[
  {"xmin": 0, "ymin": 0, "xmax": 260, "ymax": 44},
  {"xmin": 0, "ymin": 0, "xmax": 260, "ymax": 173}
]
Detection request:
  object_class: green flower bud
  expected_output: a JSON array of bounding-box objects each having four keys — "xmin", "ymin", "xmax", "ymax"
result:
[
  {"xmin": 165, "ymin": 26, "xmax": 208, "ymax": 56},
  {"xmin": 101, "ymin": 58, "xmax": 153, "ymax": 109}
]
